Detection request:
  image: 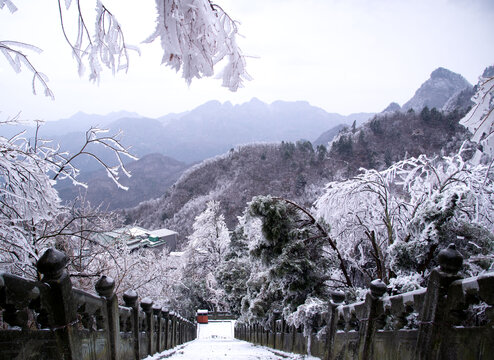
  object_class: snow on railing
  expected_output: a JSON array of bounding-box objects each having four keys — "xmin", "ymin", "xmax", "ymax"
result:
[
  {"xmin": 235, "ymin": 244, "xmax": 494, "ymax": 360},
  {"xmin": 0, "ymin": 248, "xmax": 196, "ymax": 360}
]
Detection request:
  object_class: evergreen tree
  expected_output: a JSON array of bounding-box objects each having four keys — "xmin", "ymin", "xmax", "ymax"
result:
[{"xmin": 241, "ymin": 195, "xmax": 330, "ymax": 322}]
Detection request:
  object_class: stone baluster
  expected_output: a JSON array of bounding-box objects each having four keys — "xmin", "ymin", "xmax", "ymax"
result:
[
  {"xmin": 140, "ymin": 297, "xmax": 154, "ymax": 356},
  {"xmin": 123, "ymin": 290, "xmax": 139, "ymax": 360},
  {"xmin": 161, "ymin": 308, "xmax": 170, "ymax": 349},
  {"xmin": 415, "ymin": 243, "xmax": 463, "ymax": 360},
  {"xmin": 36, "ymin": 248, "xmax": 78, "ymax": 360},
  {"xmin": 357, "ymin": 278, "xmax": 387, "ymax": 360},
  {"xmin": 95, "ymin": 275, "xmax": 120, "ymax": 360},
  {"xmin": 170, "ymin": 311, "xmax": 177, "ymax": 348},
  {"xmin": 272, "ymin": 311, "xmax": 280, "ymax": 349},
  {"xmin": 153, "ymin": 304, "xmax": 162, "ymax": 353},
  {"xmin": 325, "ymin": 290, "xmax": 345, "ymax": 360}
]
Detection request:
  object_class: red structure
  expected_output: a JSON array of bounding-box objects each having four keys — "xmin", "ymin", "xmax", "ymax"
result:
[{"xmin": 196, "ymin": 309, "xmax": 209, "ymax": 324}]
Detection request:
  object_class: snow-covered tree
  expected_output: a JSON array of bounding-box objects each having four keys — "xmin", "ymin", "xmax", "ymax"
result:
[
  {"xmin": 240, "ymin": 196, "xmax": 331, "ymax": 324},
  {"xmin": 179, "ymin": 200, "xmax": 230, "ymax": 312},
  {"xmin": 0, "ymin": 0, "xmax": 247, "ymax": 292},
  {"xmin": 216, "ymin": 216, "xmax": 252, "ymax": 316},
  {"xmin": 1, "ymin": 0, "xmax": 248, "ymax": 96},
  {"xmin": 0, "ymin": 120, "xmax": 135, "ymax": 278},
  {"xmin": 460, "ymin": 66, "xmax": 494, "ymax": 157},
  {"xmin": 315, "ymin": 147, "xmax": 494, "ymax": 292}
]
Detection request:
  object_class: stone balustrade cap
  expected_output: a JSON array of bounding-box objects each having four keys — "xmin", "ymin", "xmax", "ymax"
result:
[
  {"xmin": 438, "ymin": 243, "xmax": 463, "ymax": 274},
  {"xmin": 152, "ymin": 304, "xmax": 161, "ymax": 315},
  {"xmin": 95, "ymin": 275, "xmax": 115, "ymax": 298},
  {"xmin": 36, "ymin": 248, "xmax": 68, "ymax": 279},
  {"xmin": 330, "ymin": 290, "xmax": 346, "ymax": 304},
  {"xmin": 370, "ymin": 278, "xmax": 387, "ymax": 298},
  {"xmin": 123, "ymin": 289, "xmax": 138, "ymax": 307},
  {"xmin": 140, "ymin": 297, "xmax": 153, "ymax": 312}
]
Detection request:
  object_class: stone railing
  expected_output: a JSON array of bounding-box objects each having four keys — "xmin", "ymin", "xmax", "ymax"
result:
[
  {"xmin": 235, "ymin": 244, "xmax": 494, "ymax": 360},
  {"xmin": 0, "ymin": 248, "xmax": 196, "ymax": 360}
]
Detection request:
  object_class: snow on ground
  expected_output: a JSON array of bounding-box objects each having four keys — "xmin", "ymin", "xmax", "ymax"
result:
[
  {"xmin": 144, "ymin": 320, "xmax": 319, "ymax": 360},
  {"xmin": 197, "ymin": 320, "xmax": 235, "ymax": 339}
]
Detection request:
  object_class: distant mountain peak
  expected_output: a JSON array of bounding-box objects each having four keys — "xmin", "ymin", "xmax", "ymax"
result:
[
  {"xmin": 382, "ymin": 102, "xmax": 401, "ymax": 113},
  {"xmin": 249, "ymin": 97, "xmax": 264, "ymax": 104},
  {"xmin": 430, "ymin": 67, "xmax": 458, "ymax": 79},
  {"xmin": 402, "ymin": 67, "xmax": 471, "ymax": 111}
]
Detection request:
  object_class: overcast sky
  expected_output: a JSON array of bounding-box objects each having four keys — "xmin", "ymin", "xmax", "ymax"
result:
[{"xmin": 1, "ymin": 0, "xmax": 493, "ymax": 122}]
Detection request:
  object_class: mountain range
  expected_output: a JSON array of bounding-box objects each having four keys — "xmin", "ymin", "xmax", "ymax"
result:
[
  {"xmin": 1, "ymin": 66, "xmax": 477, "ymax": 211},
  {"xmin": 123, "ymin": 106, "xmax": 469, "ymax": 246},
  {"xmin": 121, "ymin": 66, "xmax": 479, "ymax": 243}
]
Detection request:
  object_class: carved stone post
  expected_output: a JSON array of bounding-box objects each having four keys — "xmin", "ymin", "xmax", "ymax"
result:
[
  {"xmin": 123, "ymin": 290, "xmax": 139, "ymax": 360},
  {"xmin": 415, "ymin": 244, "xmax": 463, "ymax": 360},
  {"xmin": 95, "ymin": 276, "xmax": 120, "ymax": 360},
  {"xmin": 357, "ymin": 279, "xmax": 387, "ymax": 360},
  {"xmin": 180, "ymin": 317, "xmax": 185, "ymax": 344},
  {"xmin": 170, "ymin": 312, "xmax": 177, "ymax": 348},
  {"xmin": 140, "ymin": 297, "xmax": 154, "ymax": 356},
  {"xmin": 325, "ymin": 290, "xmax": 345, "ymax": 360},
  {"xmin": 36, "ymin": 248, "xmax": 78, "ymax": 360},
  {"xmin": 162, "ymin": 308, "xmax": 169, "ymax": 350},
  {"xmin": 153, "ymin": 304, "xmax": 162, "ymax": 352},
  {"xmin": 272, "ymin": 311, "xmax": 280, "ymax": 349},
  {"xmin": 280, "ymin": 317, "xmax": 287, "ymax": 351},
  {"xmin": 292, "ymin": 324, "xmax": 300, "ymax": 353}
]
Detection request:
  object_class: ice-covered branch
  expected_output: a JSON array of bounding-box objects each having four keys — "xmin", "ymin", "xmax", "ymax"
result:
[
  {"xmin": 145, "ymin": 0, "xmax": 249, "ymax": 91},
  {"xmin": 0, "ymin": 41, "xmax": 54, "ymax": 98}
]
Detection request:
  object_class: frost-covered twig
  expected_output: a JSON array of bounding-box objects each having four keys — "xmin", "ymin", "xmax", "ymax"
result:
[
  {"xmin": 145, "ymin": 0, "xmax": 249, "ymax": 91},
  {"xmin": 0, "ymin": 41, "xmax": 54, "ymax": 98}
]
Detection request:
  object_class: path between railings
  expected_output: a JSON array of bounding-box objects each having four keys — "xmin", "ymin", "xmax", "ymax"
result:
[{"xmin": 144, "ymin": 320, "xmax": 318, "ymax": 360}]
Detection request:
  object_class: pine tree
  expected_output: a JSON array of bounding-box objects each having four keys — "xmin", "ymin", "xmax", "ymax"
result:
[{"xmin": 242, "ymin": 196, "xmax": 330, "ymax": 322}]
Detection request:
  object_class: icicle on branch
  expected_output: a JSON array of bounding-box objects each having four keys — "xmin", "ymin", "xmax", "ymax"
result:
[{"xmin": 145, "ymin": 0, "xmax": 250, "ymax": 91}]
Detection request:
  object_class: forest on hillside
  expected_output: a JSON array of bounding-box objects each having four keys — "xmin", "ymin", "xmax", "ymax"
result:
[{"xmin": 1, "ymin": 1, "xmax": 493, "ymax": 348}]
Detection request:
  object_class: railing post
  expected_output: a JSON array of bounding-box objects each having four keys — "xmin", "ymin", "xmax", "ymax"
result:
[
  {"xmin": 141, "ymin": 297, "xmax": 154, "ymax": 356},
  {"xmin": 123, "ymin": 290, "xmax": 140, "ymax": 360},
  {"xmin": 95, "ymin": 275, "xmax": 120, "ymax": 360},
  {"xmin": 36, "ymin": 248, "xmax": 78, "ymax": 360},
  {"xmin": 170, "ymin": 312, "xmax": 177, "ymax": 348},
  {"xmin": 415, "ymin": 244, "xmax": 463, "ymax": 360},
  {"xmin": 272, "ymin": 311, "xmax": 280, "ymax": 349},
  {"xmin": 291, "ymin": 324, "xmax": 296, "ymax": 353},
  {"xmin": 357, "ymin": 279, "xmax": 387, "ymax": 360},
  {"xmin": 325, "ymin": 290, "xmax": 345, "ymax": 360},
  {"xmin": 162, "ymin": 308, "xmax": 169, "ymax": 349},
  {"xmin": 280, "ymin": 317, "xmax": 286, "ymax": 351},
  {"xmin": 153, "ymin": 304, "xmax": 162, "ymax": 353},
  {"xmin": 177, "ymin": 316, "xmax": 182, "ymax": 345}
]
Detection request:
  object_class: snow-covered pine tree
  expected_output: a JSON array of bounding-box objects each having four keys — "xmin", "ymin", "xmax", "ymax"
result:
[{"xmin": 241, "ymin": 195, "xmax": 330, "ymax": 324}]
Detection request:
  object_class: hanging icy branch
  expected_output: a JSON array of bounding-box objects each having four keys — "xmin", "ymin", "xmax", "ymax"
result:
[
  {"xmin": 0, "ymin": 41, "xmax": 54, "ymax": 98},
  {"xmin": 57, "ymin": 0, "xmax": 139, "ymax": 82},
  {"xmin": 0, "ymin": 0, "xmax": 17, "ymax": 13},
  {"xmin": 4, "ymin": 0, "xmax": 248, "ymax": 95},
  {"xmin": 145, "ymin": 0, "xmax": 250, "ymax": 91}
]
